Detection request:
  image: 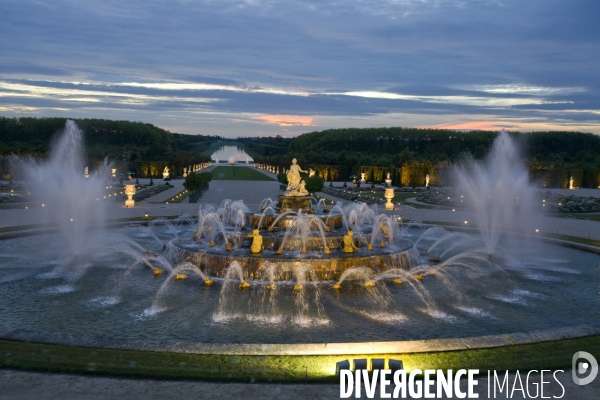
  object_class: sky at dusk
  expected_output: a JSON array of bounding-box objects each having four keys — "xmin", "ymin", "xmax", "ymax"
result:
[{"xmin": 1, "ymin": 0, "xmax": 599, "ymax": 137}]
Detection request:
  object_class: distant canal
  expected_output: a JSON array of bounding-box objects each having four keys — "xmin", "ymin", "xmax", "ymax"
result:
[{"xmin": 210, "ymin": 145, "xmax": 254, "ymax": 164}]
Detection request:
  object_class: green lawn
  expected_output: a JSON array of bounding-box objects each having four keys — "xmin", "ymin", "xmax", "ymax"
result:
[
  {"xmin": 327, "ymin": 189, "xmax": 420, "ymax": 203},
  {"xmin": 210, "ymin": 166, "xmax": 274, "ymax": 181},
  {"xmin": 368, "ymin": 191, "xmax": 421, "ymax": 202},
  {"xmin": 546, "ymin": 213, "xmax": 600, "ymax": 222},
  {"xmin": 1, "ymin": 336, "xmax": 597, "ymax": 382}
]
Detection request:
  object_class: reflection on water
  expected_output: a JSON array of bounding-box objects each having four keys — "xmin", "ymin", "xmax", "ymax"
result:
[{"xmin": 211, "ymin": 145, "xmax": 253, "ymax": 163}]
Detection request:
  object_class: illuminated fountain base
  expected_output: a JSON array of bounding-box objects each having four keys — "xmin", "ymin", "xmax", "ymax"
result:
[
  {"xmin": 166, "ymin": 202, "xmax": 416, "ymax": 281},
  {"xmin": 167, "ymin": 237, "xmax": 415, "ymax": 281},
  {"xmin": 277, "ymin": 195, "xmax": 313, "ymax": 212}
]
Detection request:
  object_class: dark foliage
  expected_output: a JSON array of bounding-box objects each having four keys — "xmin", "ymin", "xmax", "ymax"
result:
[{"xmin": 183, "ymin": 172, "xmax": 212, "ymax": 192}]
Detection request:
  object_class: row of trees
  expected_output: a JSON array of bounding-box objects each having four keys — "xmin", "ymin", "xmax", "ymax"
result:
[
  {"xmin": 0, "ymin": 117, "xmax": 173, "ymax": 154},
  {"xmin": 237, "ymin": 135, "xmax": 292, "ymax": 156},
  {"xmin": 4, "ymin": 117, "xmax": 600, "ymax": 187},
  {"xmin": 287, "ymin": 128, "xmax": 498, "ymax": 163},
  {"xmin": 0, "ymin": 117, "xmax": 214, "ymax": 179},
  {"xmin": 253, "ymin": 128, "xmax": 600, "ymax": 188}
]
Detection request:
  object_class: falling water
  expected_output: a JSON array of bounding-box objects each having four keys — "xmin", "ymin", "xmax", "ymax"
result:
[
  {"xmin": 455, "ymin": 130, "xmax": 535, "ymax": 255},
  {"xmin": 23, "ymin": 120, "xmax": 109, "ymax": 268},
  {"xmin": 291, "ymin": 263, "xmax": 327, "ymax": 326},
  {"xmin": 150, "ymin": 262, "xmax": 209, "ymax": 312}
]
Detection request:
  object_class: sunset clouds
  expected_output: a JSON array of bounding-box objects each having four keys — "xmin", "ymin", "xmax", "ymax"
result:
[
  {"xmin": 1, "ymin": 0, "xmax": 599, "ymax": 136},
  {"xmin": 256, "ymin": 115, "xmax": 314, "ymax": 127}
]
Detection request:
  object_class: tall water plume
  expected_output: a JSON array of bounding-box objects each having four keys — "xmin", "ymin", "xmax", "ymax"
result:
[
  {"xmin": 24, "ymin": 120, "xmax": 108, "ymax": 259},
  {"xmin": 455, "ymin": 130, "xmax": 535, "ymax": 255}
]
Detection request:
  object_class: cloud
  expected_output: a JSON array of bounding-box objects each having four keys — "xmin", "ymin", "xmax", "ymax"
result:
[
  {"xmin": 0, "ymin": 81, "xmax": 219, "ymax": 106},
  {"xmin": 326, "ymin": 91, "xmax": 571, "ymax": 107},
  {"xmin": 0, "ymin": 0, "xmax": 598, "ymax": 135},
  {"xmin": 457, "ymin": 84, "xmax": 586, "ymax": 96},
  {"xmin": 256, "ymin": 115, "xmax": 314, "ymax": 127}
]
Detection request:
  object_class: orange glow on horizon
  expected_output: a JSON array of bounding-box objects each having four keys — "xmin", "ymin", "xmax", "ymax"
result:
[
  {"xmin": 424, "ymin": 121, "xmax": 509, "ymax": 131},
  {"xmin": 256, "ymin": 115, "xmax": 314, "ymax": 127}
]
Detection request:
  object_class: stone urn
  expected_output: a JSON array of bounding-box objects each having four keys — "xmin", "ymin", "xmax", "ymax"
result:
[
  {"xmin": 384, "ymin": 187, "xmax": 395, "ymax": 210},
  {"xmin": 125, "ymin": 184, "xmax": 136, "ymax": 207}
]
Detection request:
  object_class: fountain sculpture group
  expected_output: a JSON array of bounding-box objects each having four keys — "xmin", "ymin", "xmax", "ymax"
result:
[{"xmin": 165, "ymin": 157, "xmax": 417, "ymax": 289}]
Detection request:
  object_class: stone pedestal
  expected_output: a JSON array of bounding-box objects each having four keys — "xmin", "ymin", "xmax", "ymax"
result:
[
  {"xmin": 385, "ymin": 179, "xmax": 392, "ymax": 186},
  {"xmin": 125, "ymin": 184, "xmax": 136, "ymax": 207},
  {"xmin": 384, "ymin": 187, "xmax": 395, "ymax": 210},
  {"xmin": 278, "ymin": 195, "xmax": 312, "ymax": 212}
]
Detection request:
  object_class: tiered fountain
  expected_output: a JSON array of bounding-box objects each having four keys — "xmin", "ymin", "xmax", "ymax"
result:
[{"xmin": 166, "ymin": 158, "xmax": 417, "ymax": 286}]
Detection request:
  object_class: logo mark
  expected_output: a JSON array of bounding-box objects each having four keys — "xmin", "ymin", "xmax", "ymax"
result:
[{"xmin": 572, "ymin": 351, "xmax": 598, "ymax": 385}]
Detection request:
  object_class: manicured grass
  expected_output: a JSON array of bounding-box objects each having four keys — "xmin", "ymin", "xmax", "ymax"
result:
[
  {"xmin": 368, "ymin": 191, "xmax": 421, "ymax": 203},
  {"xmin": 330, "ymin": 190, "xmax": 448, "ymax": 209},
  {"xmin": 161, "ymin": 189, "xmax": 189, "ymax": 203},
  {"xmin": 416, "ymin": 220, "xmax": 600, "ymax": 247},
  {"xmin": 543, "ymin": 233, "xmax": 600, "ymax": 247},
  {"xmin": 211, "ymin": 166, "xmax": 274, "ymax": 181},
  {"xmin": 1, "ymin": 336, "xmax": 597, "ymax": 382},
  {"xmin": 546, "ymin": 213, "xmax": 600, "ymax": 222},
  {"xmin": 402, "ymin": 201, "xmax": 454, "ymax": 210},
  {"xmin": 0, "ymin": 203, "xmax": 33, "ymax": 210},
  {"xmin": 0, "ymin": 223, "xmax": 47, "ymax": 233},
  {"xmin": 326, "ymin": 188, "xmax": 420, "ymax": 204},
  {"xmin": 0, "ymin": 216, "xmax": 172, "ymax": 234}
]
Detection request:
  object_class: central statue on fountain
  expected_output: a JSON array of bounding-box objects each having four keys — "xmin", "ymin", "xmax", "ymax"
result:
[
  {"xmin": 285, "ymin": 159, "xmax": 309, "ymax": 196},
  {"xmin": 278, "ymin": 158, "xmax": 313, "ymax": 212}
]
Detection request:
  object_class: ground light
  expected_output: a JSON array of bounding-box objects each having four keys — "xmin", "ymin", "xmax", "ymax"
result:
[{"xmin": 0, "ymin": 336, "xmax": 597, "ymax": 382}]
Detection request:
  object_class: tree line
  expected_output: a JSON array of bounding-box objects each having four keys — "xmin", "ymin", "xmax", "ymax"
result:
[
  {"xmin": 4, "ymin": 117, "xmax": 600, "ymax": 186},
  {"xmin": 249, "ymin": 128, "xmax": 600, "ymax": 187},
  {"xmin": 0, "ymin": 116, "xmax": 215, "ymax": 178}
]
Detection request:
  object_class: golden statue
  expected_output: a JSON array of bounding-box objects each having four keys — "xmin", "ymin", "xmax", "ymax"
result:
[
  {"xmin": 342, "ymin": 231, "xmax": 358, "ymax": 253},
  {"xmin": 247, "ymin": 229, "xmax": 263, "ymax": 254},
  {"xmin": 379, "ymin": 222, "xmax": 390, "ymax": 239},
  {"xmin": 286, "ymin": 158, "xmax": 307, "ymax": 192}
]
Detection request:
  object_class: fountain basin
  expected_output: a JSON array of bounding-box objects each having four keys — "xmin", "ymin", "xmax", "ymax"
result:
[
  {"xmin": 1, "ymin": 225, "xmax": 598, "ymax": 346},
  {"xmin": 166, "ymin": 237, "xmax": 416, "ymax": 281}
]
